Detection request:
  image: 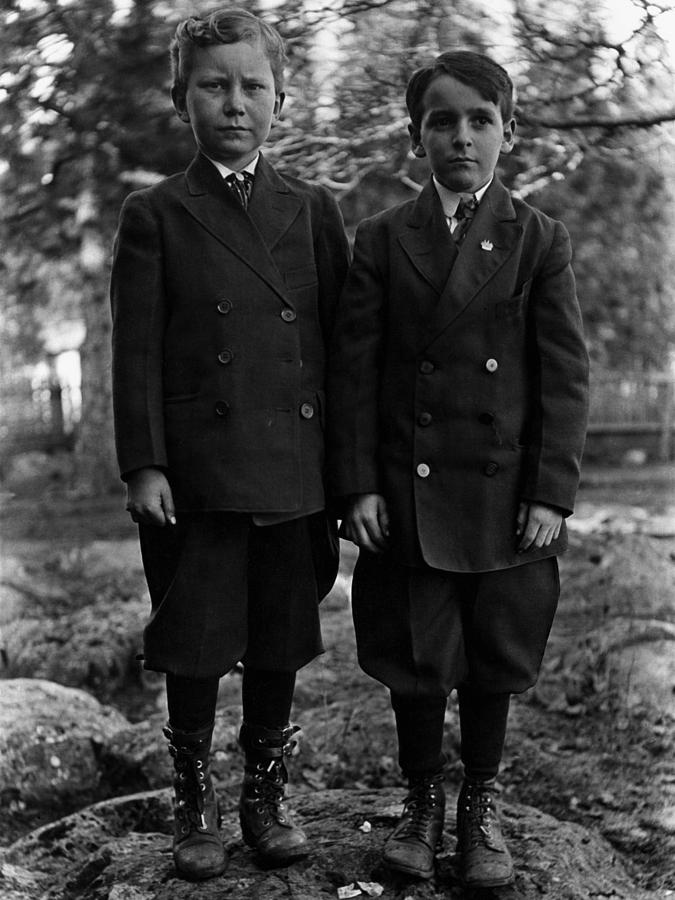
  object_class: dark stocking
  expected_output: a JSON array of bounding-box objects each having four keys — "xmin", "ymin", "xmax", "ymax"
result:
[
  {"xmin": 391, "ymin": 691, "xmax": 448, "ymax": 780},
  {"xmin": 458, "ymin": 685, "xmax": 510, "ymax": 782},
  {"xmin": 242, "ymin": 666, "xmax": 296, "ymax": 728},
  {"xmin": 165, "ymin": 672, "xmax": 220, "ymax": 733}
]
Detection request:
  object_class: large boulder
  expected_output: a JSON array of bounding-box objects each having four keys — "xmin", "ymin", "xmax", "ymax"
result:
[
  {"xmin": 0, "ymin": 786, "xmax": 660, "ymax": 900},
  {"xmin": 0, "ymin": 680, "xmax": 129, "ymax": 816},
  {"xmin": 1, "ymin": 594, "xmax": 147, "ymax": 696},
  {"xmin": 0, "ymin": 540, "xmax": 147, "ymax": 703}
]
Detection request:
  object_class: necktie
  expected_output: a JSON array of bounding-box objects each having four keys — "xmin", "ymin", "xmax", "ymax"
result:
[
  {"xmin": 452, "ymin": 194, "xmax": 478, "ymax": 244},
  {"xmin": 225, "ymin": 171, "xmax": 253, "ymax": 209}
]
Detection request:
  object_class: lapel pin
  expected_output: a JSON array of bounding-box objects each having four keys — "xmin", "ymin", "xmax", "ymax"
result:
[{"xmin": 481, "ymin": 239, "xmax": 494, "ymax": 251}]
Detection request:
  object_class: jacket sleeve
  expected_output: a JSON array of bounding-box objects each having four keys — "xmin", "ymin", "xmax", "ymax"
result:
[
  {"xmin": 313, "ymin": 186, "xmax": 351, "ymax": 343},
  {"xmin": 521, "ymin": 220, "xmax": 590, "ymax": 515},
  {"xmin": 326, "ymin": 218, "xmax": 385, "ymax": 500},
  {"xmin": 110, "ymin": 191, "xmax": 168, "ymax": 480}
]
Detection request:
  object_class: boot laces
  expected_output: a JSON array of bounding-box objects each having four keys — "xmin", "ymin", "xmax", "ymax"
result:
[
  {"xmin": 395, "ymin": 776, "xmax": 443, "ymax": 841},
  {"xmin": 250, "ymin": 760, "xmax": 288, "ymax": 825},
  {"xmin": 172, "ymin": 750, "xmax": 211, "ymax": 832},
  {"xmin": 464, "ymin": 785, "xmax": 499, "ymax": 848}
]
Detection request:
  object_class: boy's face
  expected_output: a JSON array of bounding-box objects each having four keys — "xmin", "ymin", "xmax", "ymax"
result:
[
  {"xmin": 172, "ymin": 39, "xmax": 284, "ymax": 170},
  {"xmin": 409, "ymin": 74, "xmax": 515, "ymax": 194}
]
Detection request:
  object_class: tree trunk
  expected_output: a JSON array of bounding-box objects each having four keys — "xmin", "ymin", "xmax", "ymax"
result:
[{"xmin": 72, "ymin": 192, "xmax": 119, "ymax": 497}]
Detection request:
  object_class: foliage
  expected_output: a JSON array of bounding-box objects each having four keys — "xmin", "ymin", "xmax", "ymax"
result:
[{"xmin": 533, "ymin": 148, "xmax": 675, "ymax": 369}]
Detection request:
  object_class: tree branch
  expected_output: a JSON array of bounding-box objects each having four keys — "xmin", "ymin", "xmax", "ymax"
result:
[{"xmin": 522, "ymin": 108, "xmax": 675, "ymax": 130}]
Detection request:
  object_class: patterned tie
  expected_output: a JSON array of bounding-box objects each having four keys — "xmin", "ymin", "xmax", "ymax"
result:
[
  {"xmin": 452, "ymin": 194, "xmax": 479, "ymax": 244},
  {"xmin": 225, "ymin": 171, "xmax": 253, "ymax": 209}
]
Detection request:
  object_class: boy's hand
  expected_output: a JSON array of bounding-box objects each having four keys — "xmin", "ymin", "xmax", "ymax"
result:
[
  {"xmin": 516, "ymin": 502, "xmax": 562, "ymax": 553},
  {"xmin": 125, "ymin": 467, "xmax": 176, "ymax": 527},
  {"xmin": 342, "ymin": 493, "xmax": 390, "ymax": 553}
]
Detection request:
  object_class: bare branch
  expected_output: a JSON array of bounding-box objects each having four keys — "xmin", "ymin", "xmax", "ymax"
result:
[{"xmin": 522, "ymin": 109, "xmax": 675, "ymax": 130}]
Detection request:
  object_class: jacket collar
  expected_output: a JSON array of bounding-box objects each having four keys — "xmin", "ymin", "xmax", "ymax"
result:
[{"xmin": 182, "ymin": 153, "xmax": 303, "ymax": 298}]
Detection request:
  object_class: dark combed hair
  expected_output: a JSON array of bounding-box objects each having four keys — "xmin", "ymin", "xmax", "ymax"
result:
[
  {"xmin": 170, "ymin": 7, "xmax": 287, "ymax": 94},
  {"xmin": 406, "ymin": 50, "xmax": 514, "ymax": 130}
]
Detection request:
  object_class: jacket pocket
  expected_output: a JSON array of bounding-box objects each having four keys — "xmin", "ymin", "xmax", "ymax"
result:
[
  {"xmin": 285, "ymin": 265, "xmax": 318, "ymax": 289},
  {"xmin": 495, "ymin": 279, "xmax": 532, "ymax": 319},
  {"xmin": 163, "ymin": 391, "xmax": 200, "ymax": 404}
]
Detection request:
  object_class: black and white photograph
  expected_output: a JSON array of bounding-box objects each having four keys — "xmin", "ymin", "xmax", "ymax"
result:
[{"xmin": 1, "ymin": 1, "xmax": 674, "ymax": 897}]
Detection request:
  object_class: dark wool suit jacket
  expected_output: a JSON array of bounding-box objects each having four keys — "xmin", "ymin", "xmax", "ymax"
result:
[
  {"xmin": 111, "ymin": 153, "xmax": 350, "ymax": 514},
  {"xmin": 327, "ymin": 176, "xmax": 589, "ymax": 573}
]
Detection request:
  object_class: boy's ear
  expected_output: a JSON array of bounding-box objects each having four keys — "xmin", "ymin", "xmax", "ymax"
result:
[
  {"xmin": 171, "ymin": 86, "xmax": 190, "ymax": 123},
  {"xmin": 500, "ymin": 118, "xmax": 516, "ymax": 154},
  {"xmin": 408, "ymin": 123, "xmax": 426, "ymax": 158}
]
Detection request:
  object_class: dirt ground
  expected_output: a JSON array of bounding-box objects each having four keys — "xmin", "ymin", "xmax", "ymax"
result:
[{"xmin": 1, "ymin": 463, "xmax": 674, "ymax": 893}]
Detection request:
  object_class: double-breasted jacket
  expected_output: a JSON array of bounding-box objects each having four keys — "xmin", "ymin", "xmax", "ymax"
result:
[
  {"xmin": 327, "ymin": 177, "xmax": 589, "ymax": 573},
  {"xmin": 111, "ymin": 153, "xmax": 350, "ymax": 514}
]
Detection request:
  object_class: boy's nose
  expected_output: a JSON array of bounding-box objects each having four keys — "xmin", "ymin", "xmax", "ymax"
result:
[
  {"xmin": 452, "ymin": 122, "xmax": 471, "ymax": 147},
  {"xmin": 223, "ymin": 86, "xmax": 245, "ymax": 115}
]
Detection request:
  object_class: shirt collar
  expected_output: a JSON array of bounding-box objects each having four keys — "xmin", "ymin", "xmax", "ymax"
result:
[
  {"xmin": 433, "ymin": 175, "xmax": 492, "ymax": 218},
  {"xmin": 206, "ymin": 154, "xmax": 260, "ymax": 180}
]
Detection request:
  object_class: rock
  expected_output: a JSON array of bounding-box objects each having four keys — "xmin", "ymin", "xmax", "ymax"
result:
[
  {"xmin": 550, "ymin": 618, "xmax": 675, "ymax": 716},
  {"xmin": 1, "ymin": 598, "xmax": 147, "ymax": 693},
  {"xmin": 0, "ymin": 859, "xmax": 44, "ymax": 900},
  {"xmin": 560, "ymin": 532, "xmax": 675, "ymax": 620},
  {"xmin": 74, "ymin": 540, "xmax": 144, "ymax": 578},
  {"xmin": 0, "ymin": 786, "xmax": 660, "ymax": 900},
  {"xmin": 618, "ymin": 638, "xmax": 675, "ymax": 714},
  {"xmin": 0, "ymin": 680, "xmax": 129, "ymax": 814},
  {"xmin": 0, "ymin": 555, "xmax": 71, "ymax": 627},
  {"xmin": 99, "ymin": 706, "xmax": 243, "ymax": 796}
]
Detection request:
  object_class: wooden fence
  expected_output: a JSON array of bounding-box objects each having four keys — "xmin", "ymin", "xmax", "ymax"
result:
[
  {"xmin": 586, "ymin": 371, "xmax": 675, "ymax": 462},
  {"xmin": 0, "ymin": 374, "xmax": 79, "ymax": 463}
]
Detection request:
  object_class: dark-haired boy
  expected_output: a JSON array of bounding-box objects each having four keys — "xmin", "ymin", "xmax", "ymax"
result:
[
  {"xmin": 111, "ymin": 7, "xmax": 349, "ymax": 881},
  {"xmin": 328, "ymin": 51, "xmax": 588, "ymax": 887}
]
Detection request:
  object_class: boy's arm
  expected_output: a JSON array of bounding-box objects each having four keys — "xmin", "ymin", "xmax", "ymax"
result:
[
  {"xmin": 313, "ymin": 187, "xmax": 351, "ymax": 341},
  {"xmin": 327, "ymin": 219, "xmax": 386, "ymax": 501},
  {"xmin": 521, "ymin": 220, "xmax": 590, "ymax": 516},
  {"xmin": 110, "ymin": 192, "xmax": 169, "ymax": 481}
]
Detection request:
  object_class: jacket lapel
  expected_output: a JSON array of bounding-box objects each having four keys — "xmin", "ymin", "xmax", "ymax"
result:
[
  {"xmin": 180, "ymin": 154, "xmax": 298, "ymax": 300},
  {"xmin": 247, "ymin": 155, "xmax": 304, "ymax": 252},
  {"xmin": 418, "ymin": 177, "xmax": 523, "ymax": 349},
  {"xmin": 398, "ymin": 181, "xmax": 457, "ymax": 296}
]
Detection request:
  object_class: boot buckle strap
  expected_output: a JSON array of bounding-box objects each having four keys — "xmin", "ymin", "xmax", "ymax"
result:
[{"xmin": 282, "ymin": 725, "xmax": 302, "ymax": 757}]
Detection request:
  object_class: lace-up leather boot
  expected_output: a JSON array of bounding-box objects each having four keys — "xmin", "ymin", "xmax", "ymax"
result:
[
  {"xmin": 456, "ymin": 777, "xmax": 514, "ymax": 887},
  {"xmin": 163, "ymin": 721, "xmax": 227, "ymax": 881},
  {"xmin": 382, "ymin": 772, "xmax": 445, "ymax": 879},
  {"xmin": 238, "ymin": 722, "xmax": 309, "ymax": 863}
]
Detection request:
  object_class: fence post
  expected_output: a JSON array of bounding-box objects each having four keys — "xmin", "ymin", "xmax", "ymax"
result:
[{"xmin": 658, "ymin": 378, "xmax": 674, "ymax": 463}]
